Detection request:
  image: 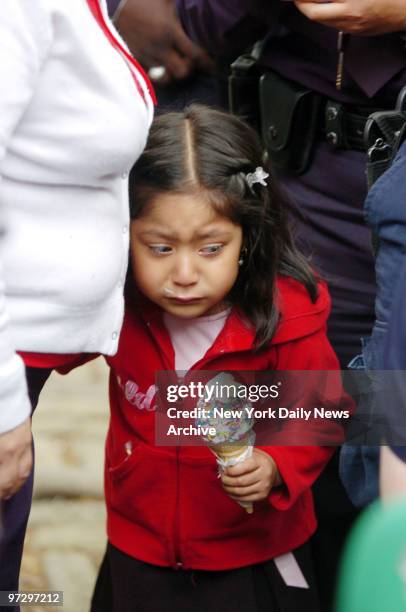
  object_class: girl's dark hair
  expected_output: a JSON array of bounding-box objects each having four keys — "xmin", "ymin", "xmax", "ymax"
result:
[{"xmin": 129, "ymin": 104, "xmax": 318, "ymax": 349}]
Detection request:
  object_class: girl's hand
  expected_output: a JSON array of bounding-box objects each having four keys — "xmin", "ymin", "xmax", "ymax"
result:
[
  {"xmin": 294, "ymin": 0, "xmax": 406, "ymax": 36},
  {"xmin": 220, "ymin": 448, "xmax": 282, "ymax": 504}
]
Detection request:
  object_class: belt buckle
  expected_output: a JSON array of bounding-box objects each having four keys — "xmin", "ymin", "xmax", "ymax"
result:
[{"xmin": 325, "ymin": 100, "xmax": 347, "ymax": 149}]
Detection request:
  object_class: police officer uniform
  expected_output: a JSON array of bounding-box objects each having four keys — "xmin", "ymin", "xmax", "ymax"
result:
[{"xmin": 175, "ymin": 2, "xmax": 406, "ymax": 610}]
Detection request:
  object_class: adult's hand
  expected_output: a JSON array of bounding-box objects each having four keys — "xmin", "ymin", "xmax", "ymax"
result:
[
  {"xmin": 115, "ymin": 0, "xmax": 214, "ymax": 84},
  {"xmin": 294, "ymin": 0, "xmax": 406, "ymax": 36},
  {"xmin": 0, "ymin": 418, "xmax": 32, "ymax": 500}
]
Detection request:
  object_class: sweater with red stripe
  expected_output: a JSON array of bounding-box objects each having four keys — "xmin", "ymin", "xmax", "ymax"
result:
[{"xmin": 104, "ymin": 276, "xmax": 344, "ymax": 570}]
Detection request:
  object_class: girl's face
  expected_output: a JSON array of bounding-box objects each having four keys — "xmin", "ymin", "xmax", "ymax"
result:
[{"xmin": 130, "ymin": 192, "xmax": 243, "ymax": 318}]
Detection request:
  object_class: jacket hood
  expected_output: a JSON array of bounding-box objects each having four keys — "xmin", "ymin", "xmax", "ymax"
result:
[{"xmin": 271, "ymin": 276, "xmax": 331, "ymax": 345}]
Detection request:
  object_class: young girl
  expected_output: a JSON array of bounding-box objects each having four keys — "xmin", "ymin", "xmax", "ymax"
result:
[{"xmin": 91, "ymin": 105, "xmax": 342, "ymax": 612}]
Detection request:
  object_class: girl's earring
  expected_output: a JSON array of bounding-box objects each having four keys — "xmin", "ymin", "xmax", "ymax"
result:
[{"xmin": 238, "ymin": 248, "xmax": 248, "ymax": 267}]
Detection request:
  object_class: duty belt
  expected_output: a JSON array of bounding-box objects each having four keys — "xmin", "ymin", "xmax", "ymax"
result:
[{"xmin": 324, "ymin": 101, "xmax": 383, "ymax": 151}]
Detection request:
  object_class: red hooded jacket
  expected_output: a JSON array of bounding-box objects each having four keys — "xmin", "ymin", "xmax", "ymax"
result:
[{"xmin": 104, "ymin": 276, "xmax": 345, "ymax": 570}]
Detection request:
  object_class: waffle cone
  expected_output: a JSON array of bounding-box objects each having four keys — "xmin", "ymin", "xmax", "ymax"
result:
[
  {"xmin": 211, "ymin": 434, "xmax": 253, "ymax": 514},
  {"xmin": 212, "ymin": 442, "xmax": 249, "ymax": 461}
]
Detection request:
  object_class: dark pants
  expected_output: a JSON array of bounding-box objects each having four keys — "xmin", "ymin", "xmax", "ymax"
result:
[
  {"xmin": 279, "ymin": 141, "xmax": 375, "ymax": 368},
  {"xmin": 91, "ymin": 541, "xmax": 320, "ymax": 612},
  {"xmin": 0, "ymin": 367, "xmax": 52, "ymax": 612},
  {"xmin": 278, "ymin": 142, "xmax": 372, "ymax": 611}
]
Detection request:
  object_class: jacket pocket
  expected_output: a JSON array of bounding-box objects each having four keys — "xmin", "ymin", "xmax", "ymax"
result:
[
  {"xmin": 179, "ymin": 455, "xmax": 270, "ymax": 546},
  {"xmin": 108, "ymin": 440, "xmax": 139, "ymax": 480},
  {"xmin": 339, "ymin": 325, "xmax": 387, "ymax": 507},
  {"xmin": 106, "ymin": 441, "xmax": 176, "ymax": 539}
]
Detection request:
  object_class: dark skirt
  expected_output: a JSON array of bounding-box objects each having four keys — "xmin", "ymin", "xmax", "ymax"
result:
[{"xmin": 91, "ymin": 541, "xmax": 320, "ymax": 612}]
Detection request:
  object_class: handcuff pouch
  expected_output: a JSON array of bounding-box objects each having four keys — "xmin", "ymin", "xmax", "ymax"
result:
[{"xmin": 259, "ymin": 70, "xmax": 322, "ymax": 175}]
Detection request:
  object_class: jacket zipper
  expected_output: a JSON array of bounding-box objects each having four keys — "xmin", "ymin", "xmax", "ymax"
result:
[
  {"xmin": 143, "ymin": 319, "xmax": 182, "ymax": 567},
  {"xmin": 173, "ymin": 445, "xmax": 183, "ymax": 569},
  {"xmin": 145, "ymin": 316, "xmax": 249, "ymax": 569}
]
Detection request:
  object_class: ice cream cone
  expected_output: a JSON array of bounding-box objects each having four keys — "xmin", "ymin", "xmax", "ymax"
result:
[
  {"xmin": 211, "ymin": 434, "xmax": 254, "ymax": 514},
  {"xmin": 194, "ymin": 373, "xmax": 256, "ymax": 514}
]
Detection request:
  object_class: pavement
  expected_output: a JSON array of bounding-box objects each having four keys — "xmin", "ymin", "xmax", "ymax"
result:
[{"xmin": 20, "ymin": 360, "xmax": 110, "ymax": 612}]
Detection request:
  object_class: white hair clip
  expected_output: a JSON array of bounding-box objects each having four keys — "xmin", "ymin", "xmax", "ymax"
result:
[{"xmin": 245, "ymin": 167, "xmax": 270, "ymax": 191}]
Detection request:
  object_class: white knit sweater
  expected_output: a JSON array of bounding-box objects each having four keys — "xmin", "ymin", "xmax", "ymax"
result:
[{"xmin": 0, "ymin": 0, "xmax": 153, "ymax": 432}]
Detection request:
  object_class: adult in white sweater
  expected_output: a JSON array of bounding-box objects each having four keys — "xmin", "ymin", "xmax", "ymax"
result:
[{"xmin": 0, "ymin": 0, "xmax": 153, "ymax": 596}]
